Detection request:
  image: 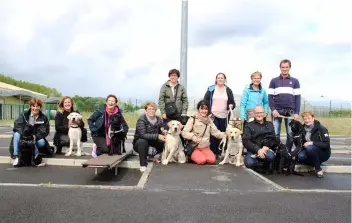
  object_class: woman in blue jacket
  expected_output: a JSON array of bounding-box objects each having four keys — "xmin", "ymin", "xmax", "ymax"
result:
[{"xmin": 240, "ymin": 71, "xmax": 269, "ymax": 122}]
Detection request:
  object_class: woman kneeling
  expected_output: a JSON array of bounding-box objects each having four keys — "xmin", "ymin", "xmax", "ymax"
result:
[
  {"xmin": 181, "ymin": 100, "xmax": 226, "ymax": 165},
  {"xmin": 298, "ymin": 111, "xmax": 331, "ymax": 178},
  {"xmin": 133, "ymin": 102, "xmax": 165, "ymax": 172}
]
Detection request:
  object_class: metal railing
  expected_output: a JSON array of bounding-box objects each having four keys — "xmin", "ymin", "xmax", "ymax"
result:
[{"xmin": 0, "ymin": 98, "xmax": 350, "ymax": 121}]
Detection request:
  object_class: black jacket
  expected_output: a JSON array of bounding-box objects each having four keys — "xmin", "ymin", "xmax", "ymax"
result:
[
  {"xmin": 13, "ymin": 109, "xmax": 49, "ymax": 140},
  {"xmin": 88, "ymin": 105, "xmax": 128, "ymax": 137},
  {"xmin": 203, "ymin": 85, "xmax": 236, "ymax": 114},
  {"xmin": 53, "ymin": 110, "xmax": 87, "ymax": 146},
  {"xmin": 303, "ymin": 120, "xmax": 331, "ymax": 151},
  {"xmin": 242, "ymin": 120, "xmax": 275, "ymax": 153},
  {"xmin": 133, "ymin": 114, "xmax": 163, "ymax": 143}
]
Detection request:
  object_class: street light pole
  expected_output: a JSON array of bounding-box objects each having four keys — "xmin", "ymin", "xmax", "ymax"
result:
[{"xmin": 180, "ymin": 0, "xmax": 188, "ymax": 90}]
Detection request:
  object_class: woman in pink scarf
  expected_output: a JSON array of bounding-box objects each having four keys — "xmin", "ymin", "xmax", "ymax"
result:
[{"xmin": 87, "ymin": 94, "xmax": 129, "ymax": 157}]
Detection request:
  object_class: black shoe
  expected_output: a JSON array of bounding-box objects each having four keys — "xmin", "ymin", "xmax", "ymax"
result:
[{"xmin": 56, "ymin": 146, "xmax": 63, "ymax": 154}]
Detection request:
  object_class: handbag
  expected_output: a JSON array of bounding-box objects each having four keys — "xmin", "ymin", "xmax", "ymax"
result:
[
  {"xmin": 183, "ymin": 117, "xmax": 208, "ymax": 157},
  {"xmin": 164, "ymin": 85, "xmax": 179, "ymax": 119}
]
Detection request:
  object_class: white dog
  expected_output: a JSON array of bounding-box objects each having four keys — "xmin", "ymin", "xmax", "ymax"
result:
[
  {"xmin": 66, "ymin": 112, "xmax": 83, "ymax": 157},
  {"xmin": 161, "ymin": 120, "xmax": 186, "ymax": 165},
  {"xmin": 219, "ymin": 127, "xmax": 244, "ymax": 166}
]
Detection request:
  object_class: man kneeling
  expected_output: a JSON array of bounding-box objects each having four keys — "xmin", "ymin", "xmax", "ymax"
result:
[{"xmin": 242, "ymin": 105, "xmax": 276, "ymax": 174}]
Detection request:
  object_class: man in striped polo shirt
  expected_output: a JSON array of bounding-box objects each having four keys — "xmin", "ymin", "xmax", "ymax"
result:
[{"xmin": 268, "ymin": 59, "xmax": 301, "ymax": 152}]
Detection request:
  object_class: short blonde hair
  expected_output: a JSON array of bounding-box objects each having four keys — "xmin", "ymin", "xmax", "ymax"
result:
[
  {"xmin": 58, "ymin": 96, "xmax": 76, "ymax": 113},
  {"xmin": 144, "ymin": 102, "xmax": 157, "ymax": 110},
  {"xmin": 301, "ymin": 110, "xmax": 315, "ymax": 118},
  {"xmin": 251, "ymin": 71, "xmax": 262, "ymax": 79}
]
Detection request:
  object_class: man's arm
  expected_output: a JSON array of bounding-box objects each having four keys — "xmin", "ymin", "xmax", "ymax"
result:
[{"xmin": 294, "ymin": 79, "xmax": 301, "ymax": 115}]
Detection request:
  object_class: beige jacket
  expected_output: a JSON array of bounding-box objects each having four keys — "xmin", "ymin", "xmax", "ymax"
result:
[{"xmin": 181, "ymin": 115, "xmax": 225, "ymax": 149}]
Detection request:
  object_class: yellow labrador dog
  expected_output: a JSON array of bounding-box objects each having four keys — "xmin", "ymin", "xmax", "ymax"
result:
[
  {"xmin": 161, "ymin": 120, "xmax": 186, "ymax": 165},
  {"xmin": 219, "ymin": 127, "xmax": 244, "ymax": 166},
  {"xmin": 66, "ymin": 112, "xmax": 83, "ymax": 157}
]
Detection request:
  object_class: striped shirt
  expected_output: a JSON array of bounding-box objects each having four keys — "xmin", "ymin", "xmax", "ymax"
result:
[{"xmin": 267, "ymin": 74, "xmax": 301, "ymax": 114}]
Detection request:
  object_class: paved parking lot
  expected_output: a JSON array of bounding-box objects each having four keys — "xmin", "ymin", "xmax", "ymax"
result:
[{"xmin": 0, "ymin": 125, "xmax": 351, "ymax": 222}]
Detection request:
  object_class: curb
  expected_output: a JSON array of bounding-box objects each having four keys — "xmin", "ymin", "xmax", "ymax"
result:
[
  {"xmin": 0, "ymin": 156, "xmax": 349, "ymax": 173},
  {"xmin": 295, "ymin": 164, "xmax": 351, "ymax": 173},
  {"xmin": 0, "ymin": 156, "xmax": 141, "ymax": 169},
  {"xmin": 0, "ymin": 183, "xmax": 139, "ymax": 190}
]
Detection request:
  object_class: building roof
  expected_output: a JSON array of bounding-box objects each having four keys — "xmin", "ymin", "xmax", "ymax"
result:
[{"xmin": 0, "ymin": 81, "xmax": 60, "ymax": 103}]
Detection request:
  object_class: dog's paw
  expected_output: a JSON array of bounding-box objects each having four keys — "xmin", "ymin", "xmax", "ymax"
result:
[
  {"xmin": 162, "ymin": 160, "xmax": 169, "ymax": 165},
  {"xmin": 179, "ymin": 160, "xmax": 186, "ymax": 164},
  {"xmin": 235, "ymin": 162, "xmax": 241, "ymax": 167},
  {"xmin": 219, "ymin": 161, "xmax": 226, "ymax": 165},
  {"xmin": 76, "ymin": 152, "xmax": 82, "ymax": 157},
  {"xmin": 65, "ymin": 152, "xmax": 72, "ymax": 156}
]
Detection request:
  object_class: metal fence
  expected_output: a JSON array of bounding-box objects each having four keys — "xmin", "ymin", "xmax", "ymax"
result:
[{"xmin": 0, "ymin": 98, "xmax": 350, "ymax": 121}]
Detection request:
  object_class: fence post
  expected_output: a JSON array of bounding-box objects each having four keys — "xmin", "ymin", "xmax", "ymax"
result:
[
  {"xmin": 329, "ymin": 100, "xmax": 332, "ymax": 117},
  {"xmin": 303, "ymin": 100, "xmax": 306, "ymax": 111}
]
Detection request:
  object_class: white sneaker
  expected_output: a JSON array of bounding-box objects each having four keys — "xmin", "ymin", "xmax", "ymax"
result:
[
  {"xmin": 140, "ymin": 166, "xmax": 147, "ymax": 172},
  {"xmin": 13, "ymin": 157, "xmax": 19, "ymax": 167},
  {"xmin": 91, "ymin": 144, "xmax": 97, "ymax": 158}
]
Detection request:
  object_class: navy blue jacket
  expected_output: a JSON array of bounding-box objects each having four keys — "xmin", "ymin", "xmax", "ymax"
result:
[
  {"xmin": 88, "ymin": 105, "xmax": 129, "ymax": 137},
  {"xmin": 268, "ymin": 74, "xmax": 301, "ymax": 114}
]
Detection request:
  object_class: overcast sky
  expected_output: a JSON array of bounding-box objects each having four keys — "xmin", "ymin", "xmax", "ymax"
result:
[{"xmin": 0, "ymin": 0, "xmax": 351, "ymax": 103}]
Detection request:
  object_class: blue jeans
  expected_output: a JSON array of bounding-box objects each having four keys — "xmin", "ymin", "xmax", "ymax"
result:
[
  {"xmin": 13, "ymin": 132, "xmax": 44, "ymax": 156},
  {"xmin": 244, "ymin": 149, "xmax": 276, "ymax": 169},
  {"xmin": 298, "ymin": 145, "xmax": 331, "ymax": 172},
  {"xmin": 272, "ymin": 116, "xmax": 294, "ymax": 152}
]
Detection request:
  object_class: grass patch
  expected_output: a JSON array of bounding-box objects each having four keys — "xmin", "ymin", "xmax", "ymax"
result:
[
  {"xmin": 1, "ymin": 113, "xmax": 350, "ymax": 136},
  {"xmin": 266, "ymin": 116, "xmax": 351, "ymax": 136}
]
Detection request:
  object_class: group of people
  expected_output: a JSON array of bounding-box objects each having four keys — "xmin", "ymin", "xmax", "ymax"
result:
[{"xmin": 9, "ymin": 59, "xmax": 331, "ymax": 178}]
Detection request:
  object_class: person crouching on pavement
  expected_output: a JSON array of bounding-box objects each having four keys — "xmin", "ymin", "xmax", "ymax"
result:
[
  {"xmin": 242, "ymin": 105, "xmax": 276, "ymax": 174},
  {"xmin": 133, "ymin": 102, "xmax": 166, "ymax": 172},
  {"xmin": 10, "ymin": 98, "xmax": 50, "ymax": 167},
  {"xmin": 88, "ymin": 94, "xmax": 129, "ymax": 157},
  {"xmin": 297, "ymin": 111, "xmax": 331, "ymax": 178},
  {"xmin": 181, "ymin": 100, "xmax": 226, "ymax": 165}
]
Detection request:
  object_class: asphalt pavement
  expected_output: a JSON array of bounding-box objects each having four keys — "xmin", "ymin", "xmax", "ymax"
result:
[
  {"xmin": 0, "ymin": 125, "xmax": 351, "ymax": 222},
  {"xmin": 0, "ymin": 187, "xmax": 350, "ymax": 223}
]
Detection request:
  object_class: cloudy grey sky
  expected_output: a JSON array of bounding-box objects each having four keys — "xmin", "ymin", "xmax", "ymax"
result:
[{"xmin": 0, "ymin": 0, "xmax": 351, "ymax": 102}]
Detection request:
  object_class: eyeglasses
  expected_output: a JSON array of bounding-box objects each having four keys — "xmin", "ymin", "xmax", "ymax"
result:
[{"xmin": 255, "ymin": 112, "xmax": 265, "ymax": 114}]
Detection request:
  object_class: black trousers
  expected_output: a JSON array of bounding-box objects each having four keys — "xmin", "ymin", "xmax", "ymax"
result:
[
  {"xmin": 210, "ymin": 117, "xmax": 227, "ymax": 155},
  {"xmin": 92, "ymin": 136, "xmax": 110, "ymax": 156},
  {"xmin": 133, "ymin": 138, "xmax": 164, "ymax": 167}
]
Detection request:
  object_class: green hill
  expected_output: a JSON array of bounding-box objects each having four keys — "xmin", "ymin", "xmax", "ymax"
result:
[{"xmin": 0, "ymin": 73, "xmax": 62, "ymax": 97}]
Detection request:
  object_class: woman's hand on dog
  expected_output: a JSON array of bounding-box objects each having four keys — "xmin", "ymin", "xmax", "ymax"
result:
[
  {"xmin": 158, "ymin": 134, "xmax": 167, "ymax": 142},
  {"xmin": 303, "ymin": 141, "xmax": 313, "ymax": 148}
]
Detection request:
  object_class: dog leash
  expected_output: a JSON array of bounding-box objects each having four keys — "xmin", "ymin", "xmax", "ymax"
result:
[{"xmin": 276, "ymin": 115, "xmax": 295, "ymax": 120}]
